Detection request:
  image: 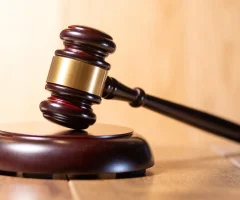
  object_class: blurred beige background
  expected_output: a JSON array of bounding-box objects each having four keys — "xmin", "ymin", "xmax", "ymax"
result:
[{"xmin": 0, "ymin": 0, "xmax": 239, "ymax": 145}]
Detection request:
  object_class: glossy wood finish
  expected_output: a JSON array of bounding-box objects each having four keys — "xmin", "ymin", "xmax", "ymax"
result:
[
  {"xmin": 1, "ymin": 2, "xmax": 240, "ymax": 199},
  {"xmin": 103, "ymin": 77, "xmax": 240, "ymax": 142},
  {"xmin": 40, "ymin": 25, "xmax": 116, "ymax": 129},
  {"xmin": 0, "ymin": 122, "xmax": 153, "ymax": 174},
  {"xmin": 40, "ymin": 25, "xmax": 239, "ymax": 142},
  {"xmin": 1, "ymin": 122, "xmax": 240, "ymax": 200},
  {"xmin": 56, "ymin": 25, "xmax": 116, "ymax": 70},
  {"xmin": 40, "ymin": 83, "xmax": 100, "ymax": 129}
]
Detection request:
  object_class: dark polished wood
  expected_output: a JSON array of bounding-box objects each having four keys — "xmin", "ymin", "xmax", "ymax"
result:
[
  {"xmin": 56, "ymin": 25, "xmax": 116, "ymax": 70},
  {"xmin": 0, "ymin": 122, "xmax": 153, "ymax": 174},
  {"xmin": 103, "ymin": 77, "xmax": 240, "ymax": 142},
  {"xmin": 40, "ymin": 83, "xmax": 100, "ymax": 129},
  {"xmin": 40, "ymin": 25, "xmax": 116, "ymax": 129},
  {"xmin": 40, "ymin": 25, "xmax": 240, "ymax": 142}
]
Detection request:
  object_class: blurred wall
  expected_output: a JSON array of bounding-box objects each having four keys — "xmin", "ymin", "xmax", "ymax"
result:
[{"xmin": 0, "ymin": 0, "xmax": 239, "ymax": 145}]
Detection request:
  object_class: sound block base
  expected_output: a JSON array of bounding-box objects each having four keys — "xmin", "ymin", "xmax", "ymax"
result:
[{"xmin": 0, "ymin": 122, "xmax": 154, "ymax": 177}]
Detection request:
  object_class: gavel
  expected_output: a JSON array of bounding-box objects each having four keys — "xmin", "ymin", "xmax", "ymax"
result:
[{"xmin": 40, "ymin": 25, "xmax": 240, "ymax": 142}]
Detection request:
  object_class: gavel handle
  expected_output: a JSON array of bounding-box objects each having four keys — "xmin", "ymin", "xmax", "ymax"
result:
[{"xmin": 103, "ymin": 77, "xmax": 240, "ymax": 142}]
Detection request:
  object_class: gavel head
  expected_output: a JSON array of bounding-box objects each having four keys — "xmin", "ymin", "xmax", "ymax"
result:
[{"xmin": 40, "ymin": 25, "xmax": 116, "ymax": 129}]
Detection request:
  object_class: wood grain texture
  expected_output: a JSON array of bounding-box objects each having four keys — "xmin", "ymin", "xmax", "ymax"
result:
[
  {"xmin": 0, "ymin": 1, "xmax": 240, "ymax": 199},
  {"xmin": 184, "ymin": 0, "xmax": 240, "ymax": 143},
  {"xmin": 70, "ymin": 146, "xmax": 240, "ymax": 200},
  {"xmin": 0, "ymin": 0, "xmax": 239, "ymax": 145},
  {"xmin": 67, "ymin": 0, "xmax": 240, "ymax": 146},
  {"xmin": 0, "ymin": 176, "xmax": 73, "ymax": 200},
  {"xmin": 0, "ymin": 135, "xmax": 239, "ymax": 200}
]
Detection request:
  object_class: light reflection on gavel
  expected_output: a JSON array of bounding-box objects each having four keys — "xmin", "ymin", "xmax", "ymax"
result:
[{"xmin": 40, "ymin": 25, "xmax": 240, "ymax": 142}]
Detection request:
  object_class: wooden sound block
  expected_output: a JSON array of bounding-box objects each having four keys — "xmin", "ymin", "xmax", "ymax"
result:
[{"xmin": 0, "ymin": 122, "xmax": 154, "ymax": 176}]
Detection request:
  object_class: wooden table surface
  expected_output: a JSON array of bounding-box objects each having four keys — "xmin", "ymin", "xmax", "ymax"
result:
[{"xmin": 0, "ymin": 126, "xmax": 240, "ymax": 200}]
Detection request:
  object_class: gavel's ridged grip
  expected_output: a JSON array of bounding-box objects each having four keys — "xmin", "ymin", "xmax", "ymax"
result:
[{"xmin": 46, "ymin": 56, "xmax": 108, "ymax": 96}]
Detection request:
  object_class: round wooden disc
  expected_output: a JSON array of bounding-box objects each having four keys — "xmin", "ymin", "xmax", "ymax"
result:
[{"xmin": 0, "ymin": 121, "xmax": 153, "ymax": 174}]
